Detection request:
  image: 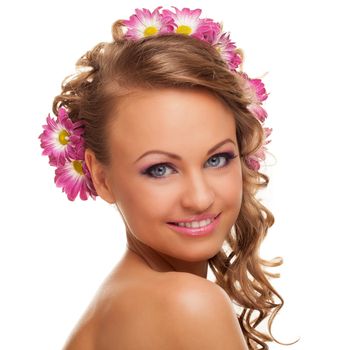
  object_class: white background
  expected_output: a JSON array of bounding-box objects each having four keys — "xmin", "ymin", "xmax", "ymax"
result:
[{"xmin": 1, "ymin": 0, "xmax": 349, "ymax": 349}]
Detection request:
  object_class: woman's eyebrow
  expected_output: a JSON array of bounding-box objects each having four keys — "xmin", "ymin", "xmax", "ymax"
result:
[{"xmin": 134, "ymin": 138, "xmax": 235, "ymax": 163}]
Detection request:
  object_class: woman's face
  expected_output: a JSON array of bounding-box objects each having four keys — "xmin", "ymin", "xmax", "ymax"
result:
[{"xmin": 101, "ymin": 87, "xmax": 242, "ymax": 266}]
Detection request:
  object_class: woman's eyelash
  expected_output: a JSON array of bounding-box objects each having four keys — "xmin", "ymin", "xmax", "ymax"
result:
[{"xmin": 142, "ymin": 152, "xmax": 237, "ymax": 179}]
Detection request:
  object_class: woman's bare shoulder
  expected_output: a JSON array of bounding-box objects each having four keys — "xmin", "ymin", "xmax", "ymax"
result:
[
  {"xmin": 95, "ymin": 271, "xmax": 207, "ymax": 332},
  {"xmin": 95, "ymin": 271, "xmax": 246, "ymax": 350},
  {"xmin": 152, "ymin": 272, "xmax": 248, "ymax": 349}
]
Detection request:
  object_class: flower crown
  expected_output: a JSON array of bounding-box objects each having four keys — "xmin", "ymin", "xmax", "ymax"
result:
[{"xmin": 38, "ymin": 6, "xmax": 272, "ymax": 201}]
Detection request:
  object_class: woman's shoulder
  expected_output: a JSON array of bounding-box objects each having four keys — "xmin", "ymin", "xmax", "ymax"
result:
[
  {"xmin": 94, "ymin": 271, "xmax": 233, "ymax": 350},
  {"xmin": 114, "ymin": 269, "xmax": 224, "ymax": 312},
  {"xmin": 98, "ymin": 269, "xmax": 218, "ymax": 324},
  {"xmin": 62, "ymin": 267, "xmax": 233, "ymax": 350}
]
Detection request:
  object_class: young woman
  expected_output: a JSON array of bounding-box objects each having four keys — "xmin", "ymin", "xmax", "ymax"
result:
[{"xmin": 39, "ymin": 6, "xmax": 292, "ymax": 350}]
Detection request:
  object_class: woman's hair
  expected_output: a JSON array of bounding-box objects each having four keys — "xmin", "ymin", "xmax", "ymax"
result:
[{"xmin": 53, "ymin": 19, "xmax": 286, "ymax": 349}]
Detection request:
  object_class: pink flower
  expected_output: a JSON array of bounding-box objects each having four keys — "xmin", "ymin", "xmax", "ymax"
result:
[
  {"xmin": 123, "ymin": 6, "xmax": 175, "ymax": 39},
  {"xmin": 197, "ymin": 18, "xmax": 222, "ymax": 43},
  {"xmin": 39, "ymin": 107, "xmax": 98, "ymax": 201},
  {"xmin": 54, "ymin": 140, "xmax": 98, "ymax": 201},
  {"xmin": 245, "ymin": 156, "xmax": 261, "ymax": 171},
  {"xmin": 162, "ymin": 6, "xmax": 210, "ymax": 38},
  {"xmin": 38, "ymin": 107, "xmax": 84, "ymax": 167},
  {"xmin": 247, "ymin": 104, "xmax": 268, "ymax": 123},
  {"xmin": 264, "ymin": 127, "xmax": 273, "ymax": 143},
  {"xmin": 246, "ymin": 147, "xmax": 266, "ymax": 171},
  {"xmin": 239, "ymin": 73, "xmax": 269, "ymax": 122},
  {"xmin": 249, "ymin": 77, "xmax": 269, "ymax": 102},
  {"xmin": 212, "ymin": 31, "xmax": 242, "ymax": 71},
  {"xmin": 245, "ymin": 127, "xmax": 272, "ymax": 171}
]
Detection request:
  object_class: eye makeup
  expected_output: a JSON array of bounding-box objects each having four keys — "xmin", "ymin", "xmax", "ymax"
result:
[{"xmin": 140, "ymin": 151, "xmax": 237, "ymax": 179}]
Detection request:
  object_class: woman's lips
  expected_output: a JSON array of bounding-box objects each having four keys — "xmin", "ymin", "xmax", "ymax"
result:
[
  {"xmin": 168, "ymin": 212, "xmax": 220, "ymax": 224},
  {"xmin": 167, "ymin": 213, "xmax": 221, "ymax": 237}
]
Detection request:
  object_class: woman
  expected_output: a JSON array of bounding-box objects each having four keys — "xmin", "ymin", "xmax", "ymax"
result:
[{"xmin": 39, "ymin": 6, "xmax": 291, "ymax": 349}]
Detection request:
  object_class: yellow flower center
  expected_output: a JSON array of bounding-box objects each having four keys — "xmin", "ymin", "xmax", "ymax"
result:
[
  {"xmin": 144, "ymin": 26, "xmax": 158, "ymax": 37},
  {"xmin": 72, "ymin": 160, "xmax": 84, "ymax": 175},
  {"xmin": 58, "ymin": 129, "xmax": 70, "ymax": 145},
  {"xmin": 176, "ymin": 25, "xmax": 192, "ymax": 35}
]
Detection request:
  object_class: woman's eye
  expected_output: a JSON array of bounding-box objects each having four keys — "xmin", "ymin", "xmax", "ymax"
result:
[
  {"xmin": 208, "ymin": 152, "xmax": 235, "ymax": 168},
  {"xmin": 143, "ymin": 152, "xmax": 237, "ymax": 179},
  {"xmin": 145, "ymin": 164, "xmax": 174, "ymax": 178}
]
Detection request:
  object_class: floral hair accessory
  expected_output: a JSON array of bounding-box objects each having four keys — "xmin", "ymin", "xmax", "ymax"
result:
[
  {"xmin": 39, "ymin": 6, "xmax": 271, "ymax": 201},
  {"xmin": 38, "ymin": 107, "xmax": 98, "ymax": 201}
]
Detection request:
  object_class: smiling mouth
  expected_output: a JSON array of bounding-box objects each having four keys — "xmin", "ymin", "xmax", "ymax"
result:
[
  {"xmin": 166, "ymin": 212, "xmax": 222, "ymax": 236},
  {"xmin": 167, "ymin": 212, "xmax": 221, "ymax": 226}
]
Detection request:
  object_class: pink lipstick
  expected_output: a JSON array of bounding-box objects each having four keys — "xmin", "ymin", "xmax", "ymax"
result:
[{"xmin": 167, "ymin": 213, "xmax": 221, "ymax": 237}]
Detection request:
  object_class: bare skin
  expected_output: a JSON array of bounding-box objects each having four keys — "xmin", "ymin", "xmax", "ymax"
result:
[
  {"xmin": 62, "ymin": 248, "xmax": 248, "ymax": 350},
  {"xmin": 62, "ymin": 249, "xmax": 179, "ymax": 350},
  {"xmin": 62, "ymin": 87, "xmax": 246, "ymax": 349}
]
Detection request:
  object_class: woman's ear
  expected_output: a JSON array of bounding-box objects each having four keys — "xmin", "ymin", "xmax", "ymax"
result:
[{"xmin": 84, "ymin": 148, "xmax": 116, "ymax": 204}]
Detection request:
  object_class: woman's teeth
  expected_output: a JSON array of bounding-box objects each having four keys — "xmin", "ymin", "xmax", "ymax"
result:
[{"xmin": 174, "ymin": 218, "xmax": 213, "ymax": 228}]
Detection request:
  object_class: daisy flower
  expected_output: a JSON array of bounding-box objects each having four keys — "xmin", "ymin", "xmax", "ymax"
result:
[
  {"xmin": 54, "ymin": 140, "xmax": 97, "ymax": 201},
  {"xmin": 162, "ymin": 7, "xmax": 241, "ymax": 71},
  {"xmin": 162, "ymin": 6, "xmax": 210, "ymax": 38},
  {"xmin": 122, "ymin": 6, "xmax": 175, "ymax": 39},
  {"xmin": 38, "ymin": 107, "xmax": 84, "ymax": 167}
]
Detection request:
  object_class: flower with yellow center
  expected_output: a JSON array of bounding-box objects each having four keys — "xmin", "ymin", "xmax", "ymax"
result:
[
  {"xmin": 144, "ymin": 26, "xmax": 158, "ymax": 37},
  {"xmin": 72, "ymin": 160, "xmax": 84, "ymax": 175},
  {"xmin": 39, "ymin": 108, "xmax": 84, "ymax": 167},
  {"xmin": 162, "ymin": 7, "xmax": 202, "ymax": 38},
  {"xmin": 58, "ymin": 129, "xmax": 70, "ymax": 145},
  {"xmin": 176, "ymin": 25, "xmax": 192, "ymax": 35},
  {"xmin": 123, "ymin": 6, "xmax": 172, "ymax": 40}
]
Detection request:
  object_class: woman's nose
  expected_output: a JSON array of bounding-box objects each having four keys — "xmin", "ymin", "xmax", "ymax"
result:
[{"xmin": 180, "ymin": 171, "xmax": 215, "ymax": 212}]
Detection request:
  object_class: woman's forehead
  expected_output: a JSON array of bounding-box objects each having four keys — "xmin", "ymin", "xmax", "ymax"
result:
[
  {"xmin": 106, "ymin": 88, "xmax": 237, "ymax": 161},
  {"xmin": 111, "ymin": 87, "xmax": 236, "ymax": 133}
]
